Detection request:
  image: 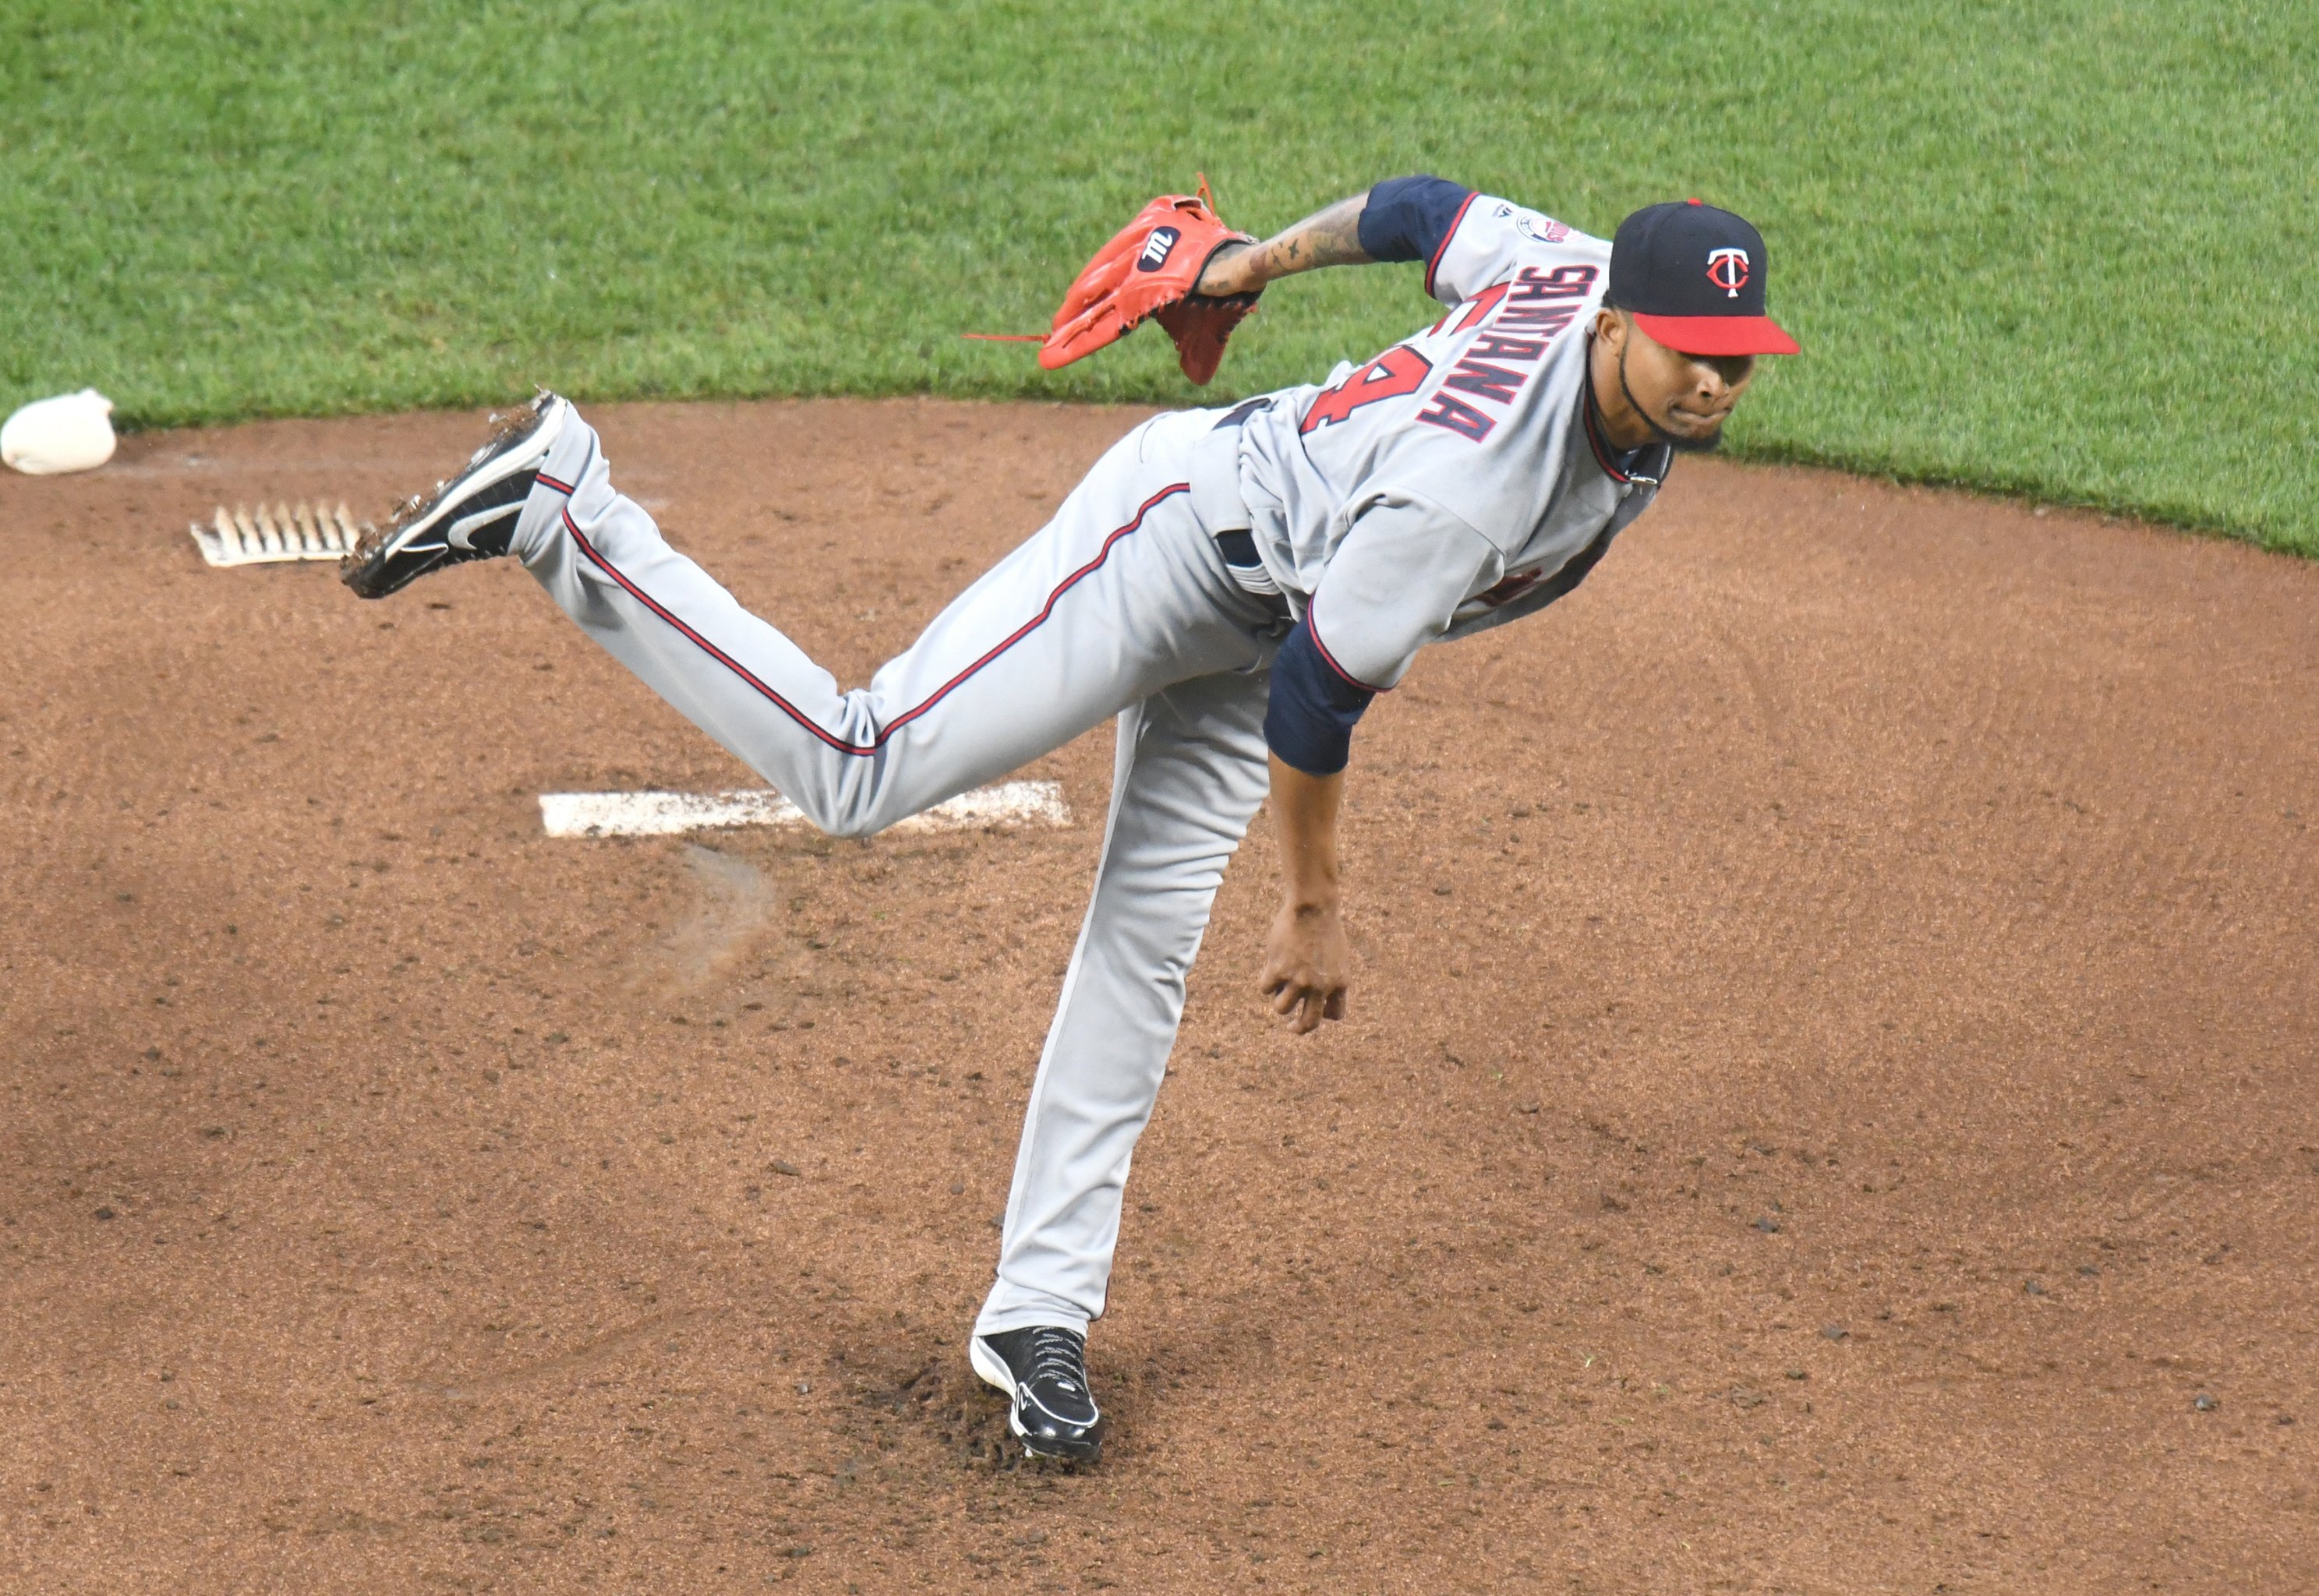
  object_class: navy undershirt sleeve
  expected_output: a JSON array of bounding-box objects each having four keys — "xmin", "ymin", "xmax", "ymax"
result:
[
  {"xmin": 1265, "ymin": 620, "xmax": 1378, "ymax": 776},
  {"xmin": 1357, "ymin": 175, "xmax": 1476, "ymax": 264}
]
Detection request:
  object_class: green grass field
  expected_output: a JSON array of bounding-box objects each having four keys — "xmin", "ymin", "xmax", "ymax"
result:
[{"xmin": 2, "ymin": 2, "xmax": 2310, "ymax": 551}]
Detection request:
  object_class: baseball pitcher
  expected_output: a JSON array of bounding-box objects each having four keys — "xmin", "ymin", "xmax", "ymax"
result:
[{"xmin": 344, "ymin": 176, "xmax": 1798, "ymax": 1463}]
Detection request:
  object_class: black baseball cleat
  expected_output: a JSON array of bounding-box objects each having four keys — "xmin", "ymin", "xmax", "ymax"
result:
[
  {"xmin": 341, "ymin": 390, "xmax": 571, "ymax": 598},
  {"xmin": 970, "ymin": 1326, "xmax": 1105, "ymax": 1462}
]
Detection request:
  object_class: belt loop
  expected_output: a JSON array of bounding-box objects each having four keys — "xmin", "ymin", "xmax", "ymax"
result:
[{"xmin": 1188, "ymin": 425, "xmax": 1253, "ymax": 535}]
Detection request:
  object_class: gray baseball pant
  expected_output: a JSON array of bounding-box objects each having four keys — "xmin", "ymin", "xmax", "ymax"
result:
[{"xmin": 512, "ymin": 405, "xmax": 1281, "ymax": 1336}]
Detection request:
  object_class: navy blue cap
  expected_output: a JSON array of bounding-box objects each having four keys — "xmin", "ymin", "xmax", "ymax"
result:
[{"xmin": 1610, "ymin": 200, "xmax": 1798, "ymax": 355}]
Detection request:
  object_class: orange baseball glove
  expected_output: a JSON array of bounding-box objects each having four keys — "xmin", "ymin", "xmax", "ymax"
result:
[{"xmin": 1039, "ymin": 188, "xmax": 1262, "ymax": 386}]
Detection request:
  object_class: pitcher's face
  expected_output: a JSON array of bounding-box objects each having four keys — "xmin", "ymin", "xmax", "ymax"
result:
[{"xmin": 1600, "ymin": 308, "xmax": 1757, "ymax": 454}]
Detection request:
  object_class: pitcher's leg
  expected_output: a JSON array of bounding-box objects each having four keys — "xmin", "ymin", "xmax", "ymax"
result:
[
  {"xmin": 516, "ymin": 408, "xmax": 1262, "ymax": 837},
  {"xmin": 975, "ymin": 669, "xmax": 1272, "ymax": 1337},
  {"xmin": 515, "ymin": 412, "xmax": 871, "ymax": 817}
]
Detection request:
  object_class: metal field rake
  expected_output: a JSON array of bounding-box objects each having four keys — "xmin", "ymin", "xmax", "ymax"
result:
[{"xmin": 189, "ymin": 502, "xmax": 370, "ymax": 567}]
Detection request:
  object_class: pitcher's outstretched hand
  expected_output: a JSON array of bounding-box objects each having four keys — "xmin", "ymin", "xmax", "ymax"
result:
[{"xmin": 1261, "ymin": 895, "xmax": 1351, "ymax": 1035}]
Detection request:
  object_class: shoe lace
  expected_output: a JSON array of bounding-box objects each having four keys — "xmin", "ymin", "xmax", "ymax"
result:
[{"xmin": 1024, "ymin": 1326, "xmax": 1087, "ymax": 1392}]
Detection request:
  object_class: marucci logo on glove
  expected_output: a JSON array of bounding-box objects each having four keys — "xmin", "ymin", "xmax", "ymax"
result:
[{"xmin": 1036, "ymin": 189, "xmax": 1261, "ymax": 384}]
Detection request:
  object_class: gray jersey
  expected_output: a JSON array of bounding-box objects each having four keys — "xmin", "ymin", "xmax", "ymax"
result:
[{"xmin": 1231, "ymin": 195, "xmax": 1667, "ymax": 690}]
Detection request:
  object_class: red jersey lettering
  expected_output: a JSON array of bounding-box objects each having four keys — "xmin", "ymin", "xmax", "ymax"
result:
[
  {"xmin": 1441, "ymin": 360, "xmax": 1528, "ymax": 405},
  {"xmin": 1508, "ymin": 263, "xmax": 1599, "ymax": 301},
  {"xmin": 1497, "ymin": 304, "xmax": 1580, "ymax": 338},
  {"xmin": 1415, "ymin": 393, "xmax": 1496, "ymax": 443},
  {"xmin": 1467, "ymin": 334, "xmax": 1547, "ymax": 362}
]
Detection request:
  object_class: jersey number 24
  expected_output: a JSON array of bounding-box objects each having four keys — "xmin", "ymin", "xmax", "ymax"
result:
[{"xmin": 1299, "ymin": 346, "xmax": 1434, "ymax": 436}]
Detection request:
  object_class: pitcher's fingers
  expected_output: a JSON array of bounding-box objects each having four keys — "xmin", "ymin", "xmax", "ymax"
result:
[
  {"xmin": 1272, "ymin": 983, "xmax": 1304, "ymax": 1016},
  {"xmin": 1324, "ymin": 989, "xmax": 1348, "ymax": 1021}
]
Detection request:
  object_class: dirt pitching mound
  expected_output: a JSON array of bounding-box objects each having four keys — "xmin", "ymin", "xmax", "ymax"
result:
[{"xmin": 2, "ymin": 399, "xmax": 2314, "ymax": 1594}]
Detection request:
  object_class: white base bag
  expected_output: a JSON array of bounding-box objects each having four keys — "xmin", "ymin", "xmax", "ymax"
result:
[{"xmin": 2, "ymin": 389, "xmax": 117, "ymax": 475}]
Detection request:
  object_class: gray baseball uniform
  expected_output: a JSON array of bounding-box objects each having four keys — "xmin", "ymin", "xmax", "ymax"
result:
[{"xmin": 506, "ymin": 181, "xmax": 1668, "ymax": 1339}]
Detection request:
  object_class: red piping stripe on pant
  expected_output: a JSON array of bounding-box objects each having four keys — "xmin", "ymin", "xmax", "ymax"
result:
[{"xmin": 553, "ymin": 482, "xmax": 1192, "ymax": 756}]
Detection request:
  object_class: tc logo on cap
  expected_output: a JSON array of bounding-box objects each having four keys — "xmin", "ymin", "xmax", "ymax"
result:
[{"xmin": 1706, "ymin": 246, "xmax": 1751, "ymax": 298}]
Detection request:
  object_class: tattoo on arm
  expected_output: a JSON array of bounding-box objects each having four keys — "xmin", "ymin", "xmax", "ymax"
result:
[
  {"xmin": 1199, "ymin": 191, "xmax": 1373, "ymax": 296},
  {"xmin": 1255, "ymin": 194, "xmax": 1371, "ymax": 281}
]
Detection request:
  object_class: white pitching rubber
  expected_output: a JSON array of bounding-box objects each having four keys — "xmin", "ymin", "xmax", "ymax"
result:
[{"xmin": 538, "ymin": 779, "xmax": 1072, "ymax": 839}]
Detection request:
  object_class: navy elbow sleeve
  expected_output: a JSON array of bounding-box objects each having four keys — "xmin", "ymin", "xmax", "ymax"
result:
[
  {"xmin": 1358, "ymin": 175, "xmax": 1476, "ymax": 263},
  {"xmin": 1265, "ymin": 621, "xmax": 1377, "ymax": 775}
]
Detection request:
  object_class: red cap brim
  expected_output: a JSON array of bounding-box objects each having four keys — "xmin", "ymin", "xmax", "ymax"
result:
[{"xmin": 1631, "ymin": 312, "xmax": 1800, "ymax": 357}]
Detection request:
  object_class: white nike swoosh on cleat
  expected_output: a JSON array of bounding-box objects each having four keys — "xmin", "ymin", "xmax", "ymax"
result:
[{"xmin": 447, "ymin": 504, "xmax": 518, "ymax": 551}]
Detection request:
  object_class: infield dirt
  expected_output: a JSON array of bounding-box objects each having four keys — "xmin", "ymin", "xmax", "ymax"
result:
[{"xmin": 3, "ymin": 399, "xmax": 2314, "ymax": 1594}]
